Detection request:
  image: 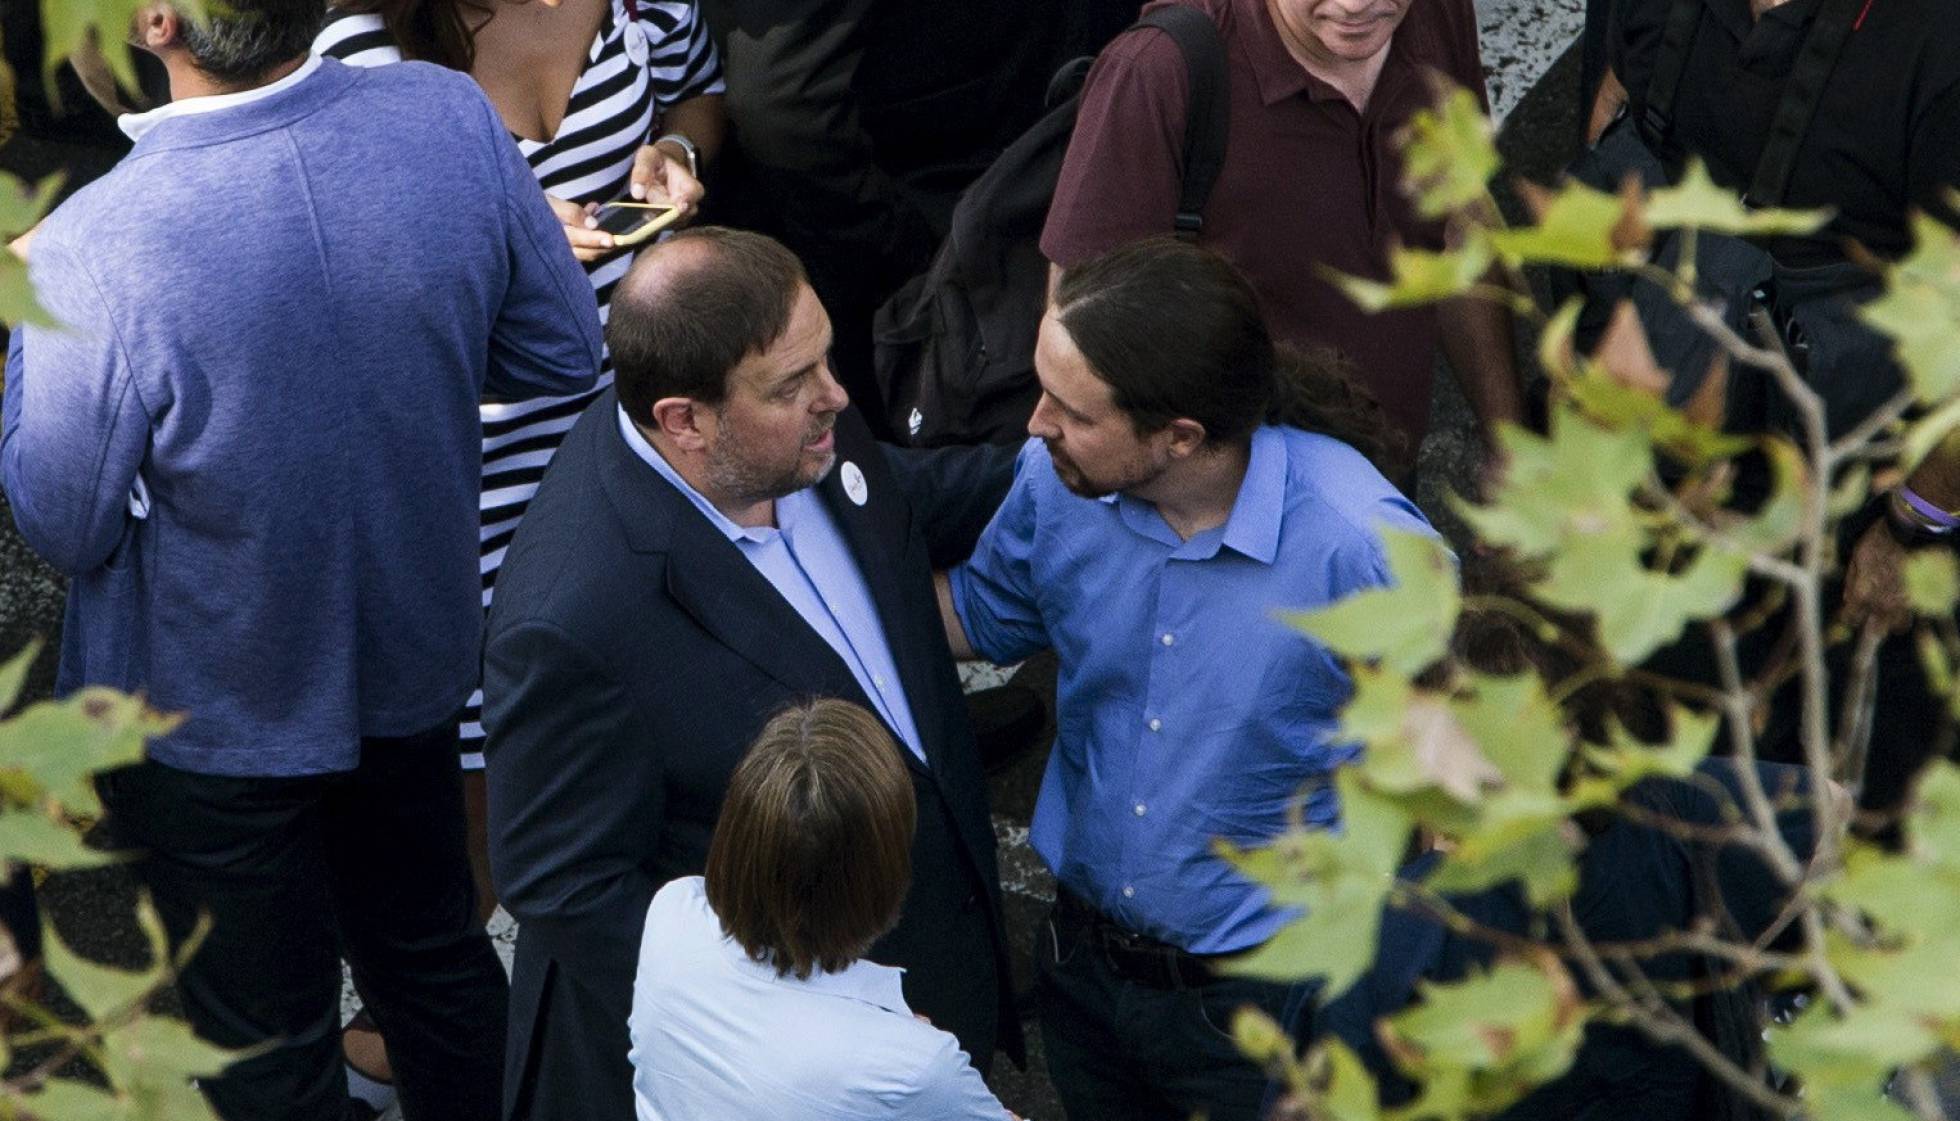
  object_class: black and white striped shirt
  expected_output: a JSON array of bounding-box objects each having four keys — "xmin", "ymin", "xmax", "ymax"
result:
[{"xmin": 317, "ymin": 1, "xmax": 722, "ymax": 757}]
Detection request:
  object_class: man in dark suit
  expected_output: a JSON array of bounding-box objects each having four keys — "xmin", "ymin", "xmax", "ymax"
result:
[{"xmin": 481, "ymin": 226, "xmax": 1020, "ymax": 1121}]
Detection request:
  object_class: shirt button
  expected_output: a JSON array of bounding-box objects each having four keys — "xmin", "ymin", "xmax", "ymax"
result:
[
  {"xmin": 1122, "ymin": 885, "xmax": 1136, "ymax": 899},
  {"xmin": 1147, "ymin": 718, "xmax": 1162, "ymax": 732},
  {"xmin": 1134, "ymin": 803, "xmax": 1147, "ymax": 817},
  {"xmin": 1161, "ymin": 632, "xmax": 1175, "ymax": 646},
  {"xmin": 872, "ymin": 674, "xmax": 886, "ymax": 688}
]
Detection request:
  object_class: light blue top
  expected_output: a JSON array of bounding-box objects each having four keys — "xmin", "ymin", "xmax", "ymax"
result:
[
  {"xmin": 950, "ymin": 429, "xmax": 1435, "ymax": 953},
  {"xmin": 616, "ymin": 408, "xmax": 924, "ymax": 760},
  {"xmin": 0, "ymin": 58, "xmax": 602, "ymax": 776},
  {"xmin": 629, "ymin": 876, "xmax": 1008, "ymax": 1121}
]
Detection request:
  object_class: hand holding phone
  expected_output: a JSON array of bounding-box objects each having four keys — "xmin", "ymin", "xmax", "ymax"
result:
[{"xmin": 591, "ymin": 201, "xmax": 684, "ymax": 249}]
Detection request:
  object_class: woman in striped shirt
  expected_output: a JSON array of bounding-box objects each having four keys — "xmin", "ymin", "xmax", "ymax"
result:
[{"xmin": 314, "ymin": 0, "xmax": 723, "ymax": 1101}]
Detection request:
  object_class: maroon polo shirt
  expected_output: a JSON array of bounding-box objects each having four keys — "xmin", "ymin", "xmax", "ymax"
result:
[{"xmin": 1042, "ymin": 0, "xmax": 1488, "ymax": 466}]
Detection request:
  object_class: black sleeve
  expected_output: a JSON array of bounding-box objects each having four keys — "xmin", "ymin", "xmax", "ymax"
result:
[
  {"xmin": 707, "ymin": 0, "xmax": 939, "ymax": 301},
  {"xmin": 482, "ymin": 618, "xmax": 663, "ymax": 997},
  {"xmin": 878, "ymin": 441, "xmax": 1018, "ymax": 569},
  {"xmin": 1909, "ymin": 81, "xmax": 1960, "ymax": 232}
]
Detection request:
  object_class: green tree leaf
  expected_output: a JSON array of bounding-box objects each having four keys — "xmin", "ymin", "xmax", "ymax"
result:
[
  {"xmin": 16, "ymin": 1078, "xmax": 129, "ymax": 1121},
  {"xmin": 1860, "ymin": 212, "xmax": 1960, "ymax": 403},
  {"xmin": 1460, "ymin": 406, "xmax": 1652, "ymax": 556},
  {"xmin": 1906, "ymin": 550, "xmax": 1960, "ymax": 617},
  {"xmin": 1315, "ymin": 1039, "xmax": 1383, "ymax": 1121},
  {"xmin": 0, "ymin": 807, "xmax": 116, "ymax": 870},
  {"xmin": 0, "ymin": 638, "xmax": 43, "ymax": 724},
  {"xmin": 1451, "ymin": 673, "xmax": 1570, "ymax": 795},
  {"xmin": 1219, "ymin": 770, "xmax": 1411, "ymax": 997},
  {"xmin": 1398, "ymin": 85, "xmax": 1499, "ymax": 220},
  {"xmin": 0, "ymin": 689, "xmax": 183, "ymax": 817},
  {"xmin": 1429, "ymin": 796, "xmax": 1581, "ymax": 908},
  {"xmin": 1537, "ymin": 529, "xmax": 1748, "ymax": 664},
  {"xmin": 1583, "ymin": 707, "xmax": 1719, "ymax": 786},
  {"xmin": 1381, "ymin": 960, "xmax": 1586, "ymax": 1119},
  {"xmin": 1282, "ymin": 528, "xmax": 1461, "ymax": 677},
  {"xmin": 1324, "ymin": 239, "xmax": 1493, "ymax": 313},
  {"xmin": 1644, "ymin": 159, "xmax": 1833, "ymax": 237},
  {"xmin": 1490, "ymin": 182, "xmax": 1631, "ymax": 270},
  {"xmin": 99, "ymin": 1017, "xmax": 234, "ymax": 1121},
  {"xmin": 42, "ymin": 924, "xmax": 156, "ymax": 1023}
]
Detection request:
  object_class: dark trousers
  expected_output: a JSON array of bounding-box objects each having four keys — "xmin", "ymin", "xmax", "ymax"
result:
[
  {"xmin": 97, "ymin": 723, "xmax": 508, "ymax": 1121},
  {"xmin": 1037, "ymin": 896, "xmax": 1295, "ymax": 1121}
]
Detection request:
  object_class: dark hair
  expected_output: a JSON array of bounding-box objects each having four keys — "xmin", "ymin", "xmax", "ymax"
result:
[
  {"xmin": 178, "ymin": 0, "xmax": 324, "ymax": 83},
  {"xmin": 608, "ymin": 227, "xmax": 810, "ymax": 422},
  {"xmin": 1053, "ymin": 237, "xmax": 1401, "ymax": 469},
  {"xmin": 331, "ymin": 0, "xmax": 492, "ymax": 71},
  {"xmin": 704, "ymin": 699, "xmax": 915, "ymax": 980}
]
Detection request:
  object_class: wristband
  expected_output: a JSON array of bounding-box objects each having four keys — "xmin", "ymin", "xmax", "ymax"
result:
[
  {"xmin": 653, "ymin": 133, "xmax": 699, "ymax": 180},
  {"xmin": 1899, "ymin": 486, "xmax": 1960, "ymax": 531},
  {"xmin": 1886, "ymin": 487, "xmax": 1957, "ymax": 546}
]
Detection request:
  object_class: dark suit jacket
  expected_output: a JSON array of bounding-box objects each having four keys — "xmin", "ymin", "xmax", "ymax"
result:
[{"xmin": 481, "ymin": 392, "xmax": 1020, "ymax": 1120}]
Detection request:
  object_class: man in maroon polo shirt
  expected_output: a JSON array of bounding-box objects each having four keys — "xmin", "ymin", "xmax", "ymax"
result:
[{"xmin": 1042, "ymin": 0, "xmax": 1524, "ymax": 482}]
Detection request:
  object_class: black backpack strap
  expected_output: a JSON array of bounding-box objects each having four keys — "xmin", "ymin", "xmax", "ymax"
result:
[
  {"xmin": 1745, "ymin": 0, "xmax": 1865, "ymax": 207},
  {"xmin": 1135, "ymin": 5, "xmax": 1230, "ymax": 240},
  {"xmin": 1638, "ymin": 0, "xmax": 1706, "ymax": 152}
]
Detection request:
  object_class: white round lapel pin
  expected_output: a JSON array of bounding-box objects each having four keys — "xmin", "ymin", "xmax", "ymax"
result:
[{"xmin": 842, "ymin": 461, "xmax": 869, "ymax": 507}]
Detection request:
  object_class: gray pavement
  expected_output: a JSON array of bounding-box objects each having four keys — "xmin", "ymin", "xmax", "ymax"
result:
[{"xmin": 2, "ymin": 8, "xmax": 1588, "ymax": 1117}]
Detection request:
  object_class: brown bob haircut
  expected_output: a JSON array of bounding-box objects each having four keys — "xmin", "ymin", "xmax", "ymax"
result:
[{"xmin": 705, "ymin": 699, "xmax": 916, "ymax": 980}]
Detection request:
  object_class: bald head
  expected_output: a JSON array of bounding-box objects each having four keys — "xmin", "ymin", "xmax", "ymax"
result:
[{"xmin": 609, "ymin": 227, "xmax": 811, "ymax": 425}]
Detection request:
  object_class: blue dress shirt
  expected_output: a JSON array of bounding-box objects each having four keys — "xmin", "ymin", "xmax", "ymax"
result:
[
  {"xmin": 617, "ymin": 408, "xmax": 925, "ymax": 761},
  {"xmin": 950, "ymin": 429, "xmax": 1434, "ymax": 953},
  {"xmin": 629, "ymin": 877, "xmax": 1009, "ymax": 1120}
]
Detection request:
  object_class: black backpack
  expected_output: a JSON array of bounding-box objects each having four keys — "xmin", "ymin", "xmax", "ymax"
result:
[{"xmin": 869, "ymin": 5, "xmax": 1230, "ymax": 447}]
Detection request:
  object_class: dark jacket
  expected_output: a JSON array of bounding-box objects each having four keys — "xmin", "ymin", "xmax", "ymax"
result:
[{"xmin": 482, "ymin": 392, "xmax": 1020, "ymax": 1120}]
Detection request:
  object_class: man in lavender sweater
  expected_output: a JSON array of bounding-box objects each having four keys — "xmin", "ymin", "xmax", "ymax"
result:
[{"xmin": 0, "ymin": 2, "xmax": 602, "ymax": 1118}]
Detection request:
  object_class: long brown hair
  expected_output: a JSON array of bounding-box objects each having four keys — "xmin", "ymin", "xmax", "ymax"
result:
[
  {"xmin": 704, "ymin": 700, "xmax": 916, "ymax": 980},
  {"xmin": 1052, "ymin": 237, "xmax": 1404, "ymax": 473},
  {"xmin": 332, "ymin": 0, "xmax": 495, "ymax": 71}
]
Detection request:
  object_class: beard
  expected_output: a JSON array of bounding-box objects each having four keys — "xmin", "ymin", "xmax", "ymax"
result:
[
  {"xmin": 705, "ymin": 412, "xmax": 839, "ymax": 506},
  {"xmin": 1045, "ymin": 439, "xmax": 1166, "ymax": 500}
]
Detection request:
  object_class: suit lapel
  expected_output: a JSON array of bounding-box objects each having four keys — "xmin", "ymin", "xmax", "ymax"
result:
[
  {"xmin": 595, "ymin": 394, "xmax": 872, "ymax": 709},
  {"xmin": 816, "ymin": 414, "xmax": 942, "ymax": 776}
]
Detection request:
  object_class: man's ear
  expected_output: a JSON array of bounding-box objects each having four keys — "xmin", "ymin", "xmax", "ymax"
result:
[
  {"xmin": 1162, "ymin": 417, "xmax": 1209, "ymax": 459},
  {"xmin": 133, "ymin": 3, "xmax": 183, "ymax": 52},
  {"xmin": 649, "ymin": 397, "xmax": 711, "ymax": 452}
]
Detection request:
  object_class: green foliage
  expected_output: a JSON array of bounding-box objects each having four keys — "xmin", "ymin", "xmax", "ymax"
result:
[
  {"xmin": 1242, "ymin": 82, "xmax": 1960, "ymax": 1121},
  {"xmin": 1379, "ymin": 960, "xmax": 1585, "ymax": 1120},
  {"xmin": 1644, "ymin": 159, "xmax": 1833, "ymax": 238},
  {"xmin": 1904, "ymin": 550, "xmax": 1960, "ymax": 617},
  {"xmin": 1218, "ymin": 769, "xmax": 1411, "ymax": 996},
  {"xmin": 1326, "ymin": 241, "xmax": 1493, "ymax": 313},
  {"xmin": 37, "ymin": 0, "xmax": 203, "ymax": 97},
  {"xmin": 1398, "ymin": 86, "xmax": 1500, "ymax": 221},
  {"xmin": 1489, "ymin": 181, "xmax": 1630, "ymax": 271},
  {"xmin": 1284, "ymin": 529, "xmax": 1462, "ymax": 677},
  {"xmin": 0, "ymin": 174, "xmax": 64, "ymax": 328},
  {"xmin": 0, "ymin": 641, "xmax": 227, "ymax": 1120},
  {"xmin": 1861, "ymin": 211, "xmax": 1960, "ymax": 404},
  {"xmin": 1461, "ymin": 404, "xmax": 1749, "ymax": 662}
]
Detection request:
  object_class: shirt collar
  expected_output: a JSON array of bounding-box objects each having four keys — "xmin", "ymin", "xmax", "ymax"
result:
[
  {"xmin": 118, "ymin": 53, "xmax": 323, "ymax": 141},
  {"xmin": 1217, "ymin": 426, "xmax": 1287, "ymax": 564},
  {"xmin": 616, "ymin": 405, "xmax": 778, "ymax": 544},
  {"xmin": 1104, "ymin": 426, "xmax": 1287, "ymax": 564}
]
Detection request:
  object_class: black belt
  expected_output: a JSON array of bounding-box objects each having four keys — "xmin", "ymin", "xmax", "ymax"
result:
[{"xmin": 1053, "ymin": 889, "xmax": 1220, "ymax": 990}]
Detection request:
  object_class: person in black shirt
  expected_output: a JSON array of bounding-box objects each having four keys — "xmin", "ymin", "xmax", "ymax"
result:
[{"xmin": 1609, "ymin": 0, "xmax": 1960, "ymax": 269}]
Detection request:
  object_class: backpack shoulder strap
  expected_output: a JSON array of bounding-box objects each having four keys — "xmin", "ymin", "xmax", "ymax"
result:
[
  {"xmin": 1134, "ymin": 5, "xmax": 1231, "ymax": 240},
  {"xmin": 1746, "ymin": 0, "xmax": 1865, "ymax": 207},
  {"xmin": 1639, "ymin": 0, "xmax": 1707, "ymax": 151}
]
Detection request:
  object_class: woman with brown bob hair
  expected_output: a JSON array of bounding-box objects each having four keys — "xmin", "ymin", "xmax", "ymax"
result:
[{"xmin": 628, "ymin": 699, "xmax": 1013, "ymax": 1119}]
